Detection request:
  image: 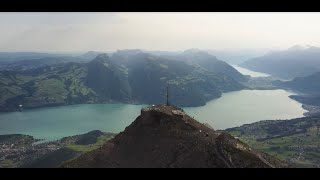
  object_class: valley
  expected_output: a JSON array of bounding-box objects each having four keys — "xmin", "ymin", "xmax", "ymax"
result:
[
  {"xmin": 1, "ymin": 106, "xmax": 318, "ymax": 168},
  {"xmin": 226, "ymin": 116, "xmax": 320, "ymax": 168},
  {"xmin": 2, "ymin": 12, "xmax": 320, "ymax": 168},
  {"xmin": 0, "ymin": 50, "xmax": 246, "ymax": 112},
  {"xmin": 0, "ymin": 131, "xmax": 115, "ymax": 168},
  {"xmin": 0, "ymin": 50, "xmax": 312, "ymax": 142},
  {"xmin": 0, "ymin": 89, "xmax": 307, "ymax": 142},
  {"xmin": 240, "ymin": 45, "xmax": 320, "ymax": 80},
  {"xmin": 1, "ymin": 48, "xmax": 320, "ymax": 168}
]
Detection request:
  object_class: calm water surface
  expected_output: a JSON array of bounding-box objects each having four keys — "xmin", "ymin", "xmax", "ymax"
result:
[
  {"xmin": 0, "ymin": 67, "xmax": 306, "ymax": 141},
  {"xmin": 184, "ymin": 89, "xmax": 306, "ymax": 130},
  {"xmin": 232, "ymin": 64, "xmax": 270, "ymax": 77},
  {"xmin": 0, "ymin": 89, "xmax": 306, "ymax": 141}
]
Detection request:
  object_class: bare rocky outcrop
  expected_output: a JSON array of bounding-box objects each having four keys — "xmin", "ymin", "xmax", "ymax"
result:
[{"xmin": 62, "ymin": 104, "xmax": 288, "ymax": 168}]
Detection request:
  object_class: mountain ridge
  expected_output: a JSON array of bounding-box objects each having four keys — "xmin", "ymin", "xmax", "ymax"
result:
[
  {"xmin": 240, "ymin": 45, "xmax": 320, "ymax": 79},
  {"xmin": 61, "ymin": 104, "xmax": 288, "ymax": 168},
  {"xmin": 0, "ymin": 51, "xmax": 246, "ymax": 111}
]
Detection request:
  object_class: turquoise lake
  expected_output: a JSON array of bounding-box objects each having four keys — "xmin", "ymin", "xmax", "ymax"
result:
[
  {"xmin": 0, "ymin": 89, "xmax": 307, "ymax": 141},
  {"xmin": 232, "ymin": 64, "xmax": 270, "ymax": 77},
  {"xmin": 0, "ymin": 66, "xmax": 307, "ymax": 141}
]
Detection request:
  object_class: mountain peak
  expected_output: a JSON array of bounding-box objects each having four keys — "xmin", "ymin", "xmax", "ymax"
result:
[
  {"xmin": 115, "ymin": 49, "xmax": 143, "ymax": 56},
  {"xmin": 62, "ymin": 104, "xmax": 288, "ymax": 168},
  {"xmin": 95, "ymin": 53, "xmax": 109, "ymax": 60},
  {"xmin": 183, "ymin": 48, "xmax": 209, "ymax": 55},
  {"xmin": 287, "ymin": 44, "xmax": 315, "ymax": 51},
  {"xmin": 80, "ymin": 51, "xmax": 105, "ymax": 61},
  {"xmin": 89, "ymin": 53, "xmax": 110, "ymax": 65},
  {"xmin": 137, "ymin": 104, "xmax": 215, "ymax": 132},
  {"xmin": 288, "ymin": 45, "xmax": 305, "ymax": 51}
]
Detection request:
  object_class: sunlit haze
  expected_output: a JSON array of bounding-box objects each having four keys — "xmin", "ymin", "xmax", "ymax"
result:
[{"xmin": 0, "ymin": 12, "xmax": 320, "ymax": 52}]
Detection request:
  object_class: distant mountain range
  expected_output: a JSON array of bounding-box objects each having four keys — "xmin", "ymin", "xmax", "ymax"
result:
[
  {"xmin": 240, "ymin": 45, "xmax": 320, "ymax": 79},
  {"xmin": 0, "ymin": 52, "xmax": 66, "ymax": 62},
  {"xmin": 274, "ymin": 72, "xmax": 320, "ymax": 107},
  {"xmin": 0, "ymin": 50, "xmax": 247, "ymax": 111},
  {"xmin": 206, "ymin": 48, "xmax": 269, "ymax": 65},
  {"xmin": 167, "ymin": 49, "xmax": 248, "ymax": 82},
  {"xmin": 0, "ymin": 52, "xmax": 101, "ymax": 71},
  {"xmin": 275, "ymin": 71, "xmax": 320, "ymax": 95}
]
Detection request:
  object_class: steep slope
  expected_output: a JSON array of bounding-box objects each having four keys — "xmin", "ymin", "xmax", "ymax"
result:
[
  {"xmin": 0, "ymin": 52, "xmax": 245, "ymax": 111},
  {"xmin": 62, "ymin": 105, "xmax": 287, "ymax": 168},
  {"xmin": 241, "ymin": 45, "xmax": 320, "ymax": 79},
  {"xmin": 79, "ymin": 51, "xmax": 103, "ymax": 61},
  {"xmin": 273, "ymin": 72, "xmax": 320, "ymax": 109},
  {"xmin": 159, "ymin": 49, "xmax": 248, "ymax": 82},
  {"xmin": 113, "ymin": 51, "xmax": 244, "ymax": 106},
  {"xmin": 275, "ymin": 72, "xmax": 320, "ymax": 95},
  {"xmin": 180, "ymin": 49, "xmax": 248, "ymax": 82},
  {"xmin": 86, "ymin": 54, "xmax": 132, "ymax": 102}
]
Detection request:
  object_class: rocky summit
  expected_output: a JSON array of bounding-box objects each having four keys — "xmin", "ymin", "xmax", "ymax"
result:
[{"xmin": 61, "ymin": 104, "xmax": 288, "ymax": 168}]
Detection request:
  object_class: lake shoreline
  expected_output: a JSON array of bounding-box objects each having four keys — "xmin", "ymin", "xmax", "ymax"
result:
[
  {"xmin": 0, "ymin": 93, "xmax": 224, "ymax": 113},
  {"xmin": 0, "ymin": 131, "xmax": 116, "ymax": 168},
  {"xmin": 0, "ymin": 65, "xmax": 309, "ymax": 142},
  {"xmin": 0, "ymin": 89, "xmax": 308, "ymax": 141}
]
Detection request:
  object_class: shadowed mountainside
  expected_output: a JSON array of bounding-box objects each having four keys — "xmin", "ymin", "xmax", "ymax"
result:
[
  {"xmin": 62, "ymin": 104, "xmax": 288, "ymax": 168},
  {"xmin": 0, "ymin": 51, "xmax": 246, "ymax": 111},
  {"xmin": 241, "ymin": 45, "xmax": 320, "ymax": 80}
]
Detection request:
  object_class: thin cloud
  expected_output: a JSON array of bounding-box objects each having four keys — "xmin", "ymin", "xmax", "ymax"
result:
[{"xmin": 0, "ymin": 12, "xmax": 320, "ymax": 52}]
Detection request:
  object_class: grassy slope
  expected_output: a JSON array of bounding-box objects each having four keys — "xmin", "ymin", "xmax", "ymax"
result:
[
  {"xmin": 226, "ymin": 116, "xmax": 320, "ymax": 168},
  {"xmin": 0, "ymin": 53, "xmax": 245, "ymax": 110},
  {"xmin": 0, "ymin": 132, "xmax": 115, "ymax": 168},
  {"xmin": 66, "ymin": 134, "xmax": 114, "ymax": 152},
  {"xmin": 0, "ymin": 63, "xmax": 96, "ymax": 111}
]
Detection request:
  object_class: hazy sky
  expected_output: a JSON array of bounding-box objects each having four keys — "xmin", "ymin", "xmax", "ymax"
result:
[{"xmin": 1, "ymin": 12, "xmax": 320, "ymax": 52}]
